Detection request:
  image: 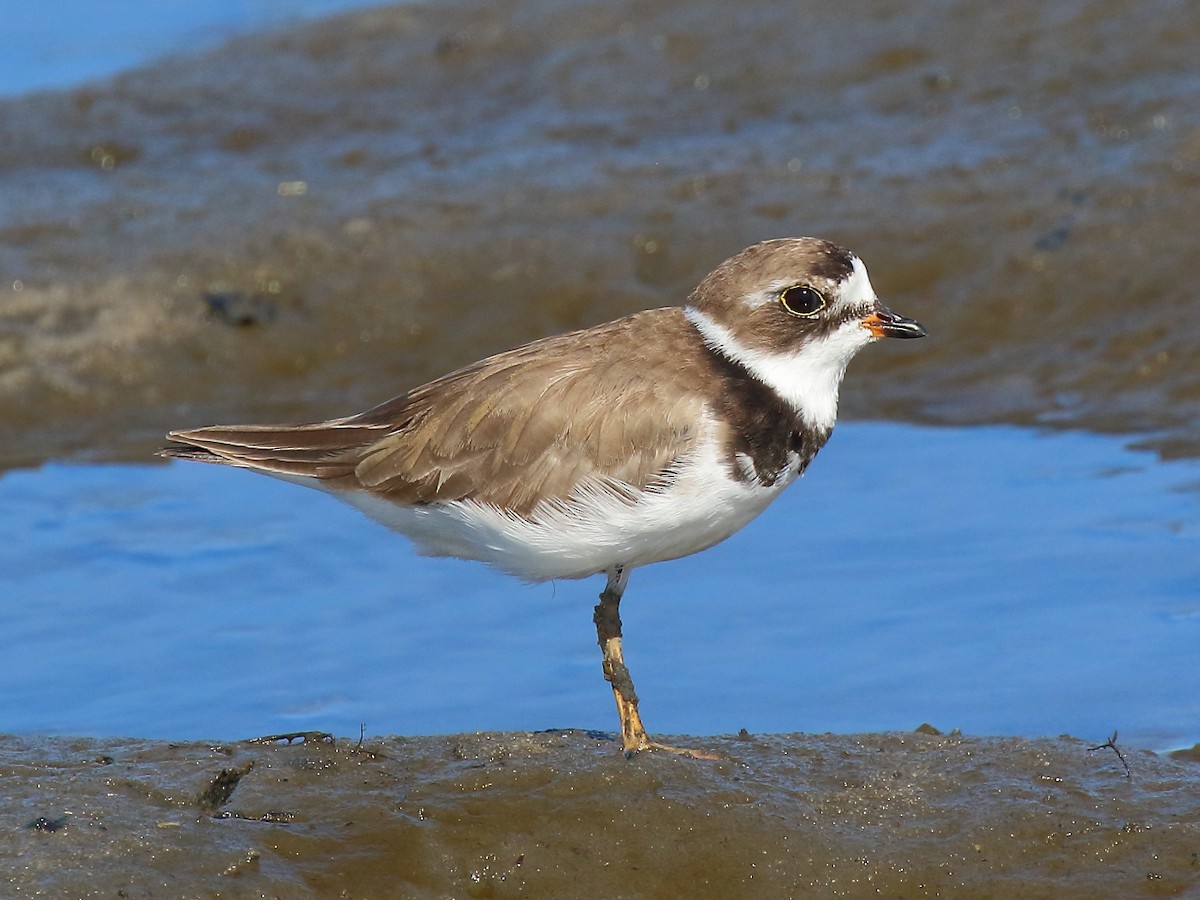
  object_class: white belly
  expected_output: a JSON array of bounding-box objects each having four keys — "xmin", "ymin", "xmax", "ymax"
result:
[{"xmin": 338, "ymin": 438, "xmax": 801, "ymax": 582}]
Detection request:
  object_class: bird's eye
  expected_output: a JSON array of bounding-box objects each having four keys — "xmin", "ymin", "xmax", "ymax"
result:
[{"xmin": 779, "ymin": 285, "xmax": 826, "ymax": 318}]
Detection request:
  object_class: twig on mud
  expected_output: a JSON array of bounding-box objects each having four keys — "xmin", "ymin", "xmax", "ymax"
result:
[{"xmin": 1088, "ymin": 730, "xmax": 1131, "ymax": 777}]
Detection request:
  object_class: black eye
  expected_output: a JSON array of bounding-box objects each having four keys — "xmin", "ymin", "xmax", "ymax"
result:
[{"xmin": 779, "ymin": 285, "xmax": 826, "ymax": 318}]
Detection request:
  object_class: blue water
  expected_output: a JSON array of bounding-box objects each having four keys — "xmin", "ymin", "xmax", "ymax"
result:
[
  {"xmin": 1, "ymin": 423, "xmax": 1197, "ymax": 750},
  {"xmin": 0, "ymin": 0, "xmax": 386, "ymax": 97}
]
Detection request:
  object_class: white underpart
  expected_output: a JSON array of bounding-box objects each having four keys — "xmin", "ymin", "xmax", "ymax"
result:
[
  {"xmin": 324, "ymin": 416, "xmax": 794, "ymax": 582},
  {"xmin": 685, "ymin": 255, "xmax": 879, "ymax": 433}
]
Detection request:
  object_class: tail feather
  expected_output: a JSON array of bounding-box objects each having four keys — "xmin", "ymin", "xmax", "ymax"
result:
[{"xmin": 159, "ymin": 421, "xmax": 391, "ymax": 480}]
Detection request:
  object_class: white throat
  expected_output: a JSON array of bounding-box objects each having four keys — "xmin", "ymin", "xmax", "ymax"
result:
[{"xmin": 684, "ymin": 306, "xmax": 868, "ymax": 433}]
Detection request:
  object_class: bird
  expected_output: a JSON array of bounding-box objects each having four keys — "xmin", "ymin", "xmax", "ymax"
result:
[{"xmin": 160, "ymin": 237, "xmax": 926, "ymax": 757}]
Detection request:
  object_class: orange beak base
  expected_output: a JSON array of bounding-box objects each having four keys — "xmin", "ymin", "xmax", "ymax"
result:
[{"xmin": 863, "ymin": 305, "xmax": 927, "ymax": 339}]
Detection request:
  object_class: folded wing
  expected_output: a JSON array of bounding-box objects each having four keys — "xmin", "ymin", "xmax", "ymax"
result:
[{"xmin": 162, "ymin": 309, "xmax": 711, "ymax": 516}]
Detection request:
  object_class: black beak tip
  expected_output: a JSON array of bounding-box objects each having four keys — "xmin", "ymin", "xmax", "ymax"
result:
[{"xmin": 869, "ymin": 307, "xmax": 928, "ymax": 339}]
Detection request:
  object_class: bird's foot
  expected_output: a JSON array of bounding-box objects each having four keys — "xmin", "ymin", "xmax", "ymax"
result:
[
  {"xmin": 618, "ymin": 719, "xmax": 721, "ymax": 760},
  {"xmin": 628, "ymin": 738, "xmax": 723, "ymax": 761}
]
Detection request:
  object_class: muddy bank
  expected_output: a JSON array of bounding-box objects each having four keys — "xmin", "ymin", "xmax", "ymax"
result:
[
  {"xmin": 5, "ymin": 729, "xmax": 1199, "ymax": 898},
  {"xmin": 1, "ymin": 0, "xmax": 1198, "ymax": 469}
]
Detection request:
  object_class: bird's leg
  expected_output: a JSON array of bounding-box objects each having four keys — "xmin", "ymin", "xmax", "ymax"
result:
[
  {"xmin": 593, "ymin": 566, "xmax": 650, "ymax": 755},
  {"xmin": 593, "ymin": 567, "xmax": 719, "ymax": 760}
]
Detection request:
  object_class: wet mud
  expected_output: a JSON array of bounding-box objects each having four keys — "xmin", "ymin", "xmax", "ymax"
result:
[
  {"xmin": 6, "ymin": 729, "xmax": 1200, "ymax": 898},
  {"xmin": 1, "ymin": 0, "xmax": 1199, "ymax": 469}
]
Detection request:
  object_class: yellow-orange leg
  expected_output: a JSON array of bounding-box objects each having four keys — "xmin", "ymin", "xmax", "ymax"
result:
[{"xmin": 593, "ymin": 567, "xmax": 719, "ymax": 760}]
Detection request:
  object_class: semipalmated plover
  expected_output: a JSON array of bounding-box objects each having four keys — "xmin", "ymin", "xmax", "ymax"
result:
[{"xmin": 162, "ymin": 237, "xmax": 926, "ymax": 756}]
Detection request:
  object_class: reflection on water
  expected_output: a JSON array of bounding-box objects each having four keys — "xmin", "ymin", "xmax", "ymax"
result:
[{"xmin": 1, "ymin": 423, "xmax": 1197, "ymax": 749}]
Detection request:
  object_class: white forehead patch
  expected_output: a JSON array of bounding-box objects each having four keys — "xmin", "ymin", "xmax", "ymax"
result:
[{"xmin": 836, "ymin": 255, "xmax": 877, "ymax": 310}]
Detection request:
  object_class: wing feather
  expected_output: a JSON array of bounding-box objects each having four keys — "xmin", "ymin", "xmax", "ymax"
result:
[{"xmin": 160, "ymin": 308, "xmax": 715, "ymax": 516}]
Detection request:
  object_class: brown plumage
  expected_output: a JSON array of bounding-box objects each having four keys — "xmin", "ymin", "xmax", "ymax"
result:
[
  {"xmin": 161, "ymin": 237, "xmax": 874, "ymax": 516},
  {"xmin": 163, "ymin": 308, "xmax": 728, "ymax": 517}
]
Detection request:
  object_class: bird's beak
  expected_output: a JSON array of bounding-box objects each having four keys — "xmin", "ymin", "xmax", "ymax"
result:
[{"xmin": 862, "ymin": 303, "xmax": 927, "ymax": 339}]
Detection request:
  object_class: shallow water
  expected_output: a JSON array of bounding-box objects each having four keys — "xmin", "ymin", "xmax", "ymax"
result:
[
  {"xmin": 4, "ymin": 422, "xmax": 1197, "ymax": 750},
  {"xmin": 0, "ymin": 0, "xmax": 384, "ymax": 96}
]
